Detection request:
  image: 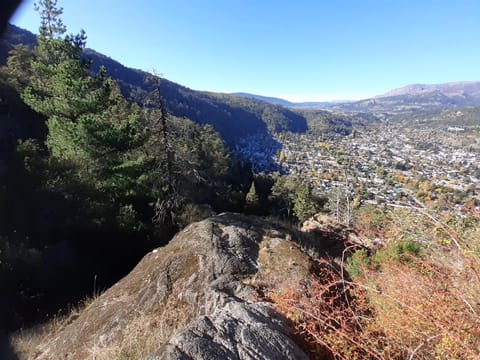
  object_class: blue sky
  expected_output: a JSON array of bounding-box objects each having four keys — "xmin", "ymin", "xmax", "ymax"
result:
[{"xmin": 11, "ymin": 0, "xmax": 480, "ymax": 101}]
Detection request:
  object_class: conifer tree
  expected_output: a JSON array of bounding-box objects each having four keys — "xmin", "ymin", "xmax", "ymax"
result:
[
  {"xmin": 293, "ymin": 182, "xmax": 320, "ymax": 222},
  {"xmin": 22, "ymin": 1, "xmax": 109, "ymax": 164},
  {"xmin": 245, "ymin": 181, "xmax": 261, "ymax": 214},
  {"xmin": 15, "ymin": 0, "xmax": 155, "ymax": 229},
  {"xmin": 270, "ymin": 174, "xmax": 322, "ymax": 222},
  {"xmin": 269, "ymin": 175, "xmax": 298, "ymax": 218},
  {"xmin": 142, "ymin": 73, "xmax": 234, "ymax": 228}
]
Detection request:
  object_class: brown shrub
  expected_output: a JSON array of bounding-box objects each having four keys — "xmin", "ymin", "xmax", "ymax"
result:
[
  {"xmin": 266, "ymin": 207, "xmax": 480, "ymax": 360},
  {"xmin": 267, "ymin": 259, "xmax": 383, "ymax": 360}
]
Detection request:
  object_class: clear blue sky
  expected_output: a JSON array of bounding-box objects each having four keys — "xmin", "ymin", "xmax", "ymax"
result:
[{"xmin": 11, "ymin": 0, "xmax": 480, "ymax": 101}]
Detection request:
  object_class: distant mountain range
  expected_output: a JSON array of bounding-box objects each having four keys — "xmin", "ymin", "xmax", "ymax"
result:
[
  {"xmin": 2, "ymin": 24, "xmax": 478, "ymax": 137},
  {"xmin": 231, "ymin": 93, "xmax": 340, "ymax": 108},
  {"xmin": 376, "ymin": 81, "xmax": 480, "ymax": 99},
  {"xmin": 341, "ymin": 81, "xmax": 480, "ymax": 114},
  {"xmin": 234, "ymin": 82, "xmax": 480, "ymax": 115}
]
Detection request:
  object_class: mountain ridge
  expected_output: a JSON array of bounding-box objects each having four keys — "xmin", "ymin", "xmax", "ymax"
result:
[
  {"xmin": 234, "ymin": 82, "xmax": 480, "ymax": 115},
  {"xmin": 376, "ymin": 81, "xmax": 480, "ymax": 98},
  {"xmin": 231, "ymin": 92, "xmax": 347, "ymax": 108},
  {"xmin": 4, "ymin": 24, "xmax": 479, "ymax": 131},
  {"xmin": 0, "ymin": 24, "xmax": 307, "ymax": 145}
]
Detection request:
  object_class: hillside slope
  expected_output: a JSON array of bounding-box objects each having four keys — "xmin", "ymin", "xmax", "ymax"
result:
[
  {"xmin": 231, "ymin": 92, "xmax": 347, "ymax": 109},
  {"xmin": 391, "ymin": 105, "xmax": 480, "ymax": 128},
  {"xmin": 1, "ymin": 25, "xmax": 307, "ymax": 144}
]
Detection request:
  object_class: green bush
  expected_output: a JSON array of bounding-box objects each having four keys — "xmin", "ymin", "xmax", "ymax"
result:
[
  {"xmin": 346, "ymin": 249, "xmax": 371, "ymax": 278},
  {"xmin": 374, "ymin": 239, "xmax": 422, "ymax": 265},
  {"xmin": 347, "ymin": 240, "xmax": 422, "ymax": 279}
]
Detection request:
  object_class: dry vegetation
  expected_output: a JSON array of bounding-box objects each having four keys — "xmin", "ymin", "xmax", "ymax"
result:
[
  {"xmin": 10, "ymin": 207, "xmax": 479, "ymax": 360},
  {"xmin": 264, "ymin": 206, "xmax": 480, "ymax": 359},
  {"xmin": 12, "ymin": 308, "xmax": 166, "ymax": 360},
  {"xmin": 10, "ymin": 296, "xmax": 97, "ymax": 359}
]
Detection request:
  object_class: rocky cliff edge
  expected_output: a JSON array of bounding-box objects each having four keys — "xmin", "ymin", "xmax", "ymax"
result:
[{"xmin": 32, "ymin": 213, "xmax": 323, "ymax": 360}]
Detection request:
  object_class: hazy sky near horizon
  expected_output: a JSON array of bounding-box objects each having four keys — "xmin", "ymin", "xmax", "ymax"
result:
[{"xmin": 11, "ymin": 0, "xmax": 480, "ymax": 101}]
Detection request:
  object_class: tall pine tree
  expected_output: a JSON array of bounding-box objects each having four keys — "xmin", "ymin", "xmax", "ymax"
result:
[{"xmin": 16, "ymin": 0, "xmax": 155, "ymax": 230}]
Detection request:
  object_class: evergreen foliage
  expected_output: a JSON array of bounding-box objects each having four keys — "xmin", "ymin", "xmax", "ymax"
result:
[
  {"xmin": 293, "ymin": 182, "xmax": 322, "ymax": 222},
  {"xmin": 244, "ymin": 181, "xmax": 261, "ymax": 214},
  {"xmin": 269, "ymin": 174, "xmax": 324, "ymax": 222}
]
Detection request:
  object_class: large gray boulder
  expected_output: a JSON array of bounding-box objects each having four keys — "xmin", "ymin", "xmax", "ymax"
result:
[{"xmin": 33, "ymin": 213, "xmax": 312, "ymax": 359}]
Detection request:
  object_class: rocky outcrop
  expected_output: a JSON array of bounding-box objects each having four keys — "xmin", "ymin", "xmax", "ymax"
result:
[
  {"xmin": 33, "ymin": 213, "xmax": 313, "ymax": 360},
  {"xmin": 162, "ymin": 301, "xmax": 306, "ymax": 360},
  {"xmin": 301, "ymin": 213, "xmax": 384, "ymax": 251}
]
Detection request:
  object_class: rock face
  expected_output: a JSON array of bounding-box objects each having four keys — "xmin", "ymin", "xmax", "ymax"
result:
[
  {"xmin": 33, "ymin": 213, "xmax": 312, "ymax": 360},
  {"xmin": 163, "ymin": 301, "xmax": 305, "ymax": 360}
]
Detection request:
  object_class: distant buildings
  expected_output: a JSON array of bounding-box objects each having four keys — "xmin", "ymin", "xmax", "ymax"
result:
[{"xmin": 239, "ymin": 125, "xmax": 479, "ymax": 211}]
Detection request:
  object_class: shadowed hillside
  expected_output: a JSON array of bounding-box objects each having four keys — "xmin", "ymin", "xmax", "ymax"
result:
[{"xmin": 1, "ymin": 25, "xmax": 308, "ymax": 145}]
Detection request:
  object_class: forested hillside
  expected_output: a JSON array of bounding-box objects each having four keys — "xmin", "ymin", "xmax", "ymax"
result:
[
  {"xmin": 0, "ymin": 3, "xmax": 254, "ymax": 330},
  {"xmin": 1, "ymin": 24, "xmax": 307, "ymax": 145},
  {"xmin": 297, "ymin": 108, "xmax": 379, "ymax": 135}
]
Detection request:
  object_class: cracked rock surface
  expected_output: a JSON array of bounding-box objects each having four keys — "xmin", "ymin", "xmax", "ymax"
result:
[{"xmin": 33, "ymin": 213, "xmax": 311, "ymax": 360}]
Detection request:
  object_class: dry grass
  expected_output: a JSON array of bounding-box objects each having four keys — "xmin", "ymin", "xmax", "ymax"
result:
[
  {"xmin": 11, "ymin": 296, "xmax": 180, "ymax": 360},
  {"xmin": 87, "ymin": 259, "xmax": 200, "ymax": 360},
  {"xmin": 267, "ymin": 259, "xmax": 381, "ymax": 360},
  {"xmin": 88, "ymin": 311, "xmax": 165, "ymax": 360},
  {"xmin": 264, "ymin": 206, "xmax": 480, "ymax": 360},
  {"xmin": 360, "ymin": 259, "xmax": 480, "ymax": 359},
  {"xmin": 10, "ymin": 295, "xmax": 97, "ymax": 360}
]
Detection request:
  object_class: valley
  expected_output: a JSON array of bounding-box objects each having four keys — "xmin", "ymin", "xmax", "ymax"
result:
[
  {"xmin": 237, "ymin": 122, "xmax": 480, "ymax": 219},
  {"xmin": 1, "ymin": 9, "xmax": 480, "ymax": 359}
]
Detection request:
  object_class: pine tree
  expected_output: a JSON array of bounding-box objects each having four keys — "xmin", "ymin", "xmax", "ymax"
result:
[
  {"xmin": 143, "ymin": 74, "xmax": 178, "ymax": 227},
  {"xmin": 143, "ymin": 74, "xmax": 233, "ymax": 227},
  {"xmin": 21, "ymin": 2, "xmax": 111, "ymax": 164},
  {"xmin": 269, "ymin": 175, "xmax": 298, "ymax": 218},
  {"xmin": 270, "ymin": 174, "xmax": 322, "ymax": 222},
  {"xmin": 14, "ymin": 0, "xmax": 155, "ymax": 230},
  {"xmin": 35, "ymin": 0, "xmax": 66, "ymax": 39},
  {"xmin": 245, "ymin": 181, "xmax": 261, "ymax": 214},
  {"xmin": 2, "ymin": 44, "xmax": 33, "ymax": 90},
  {"xmin": 293, "ymin": 183, "xmax": 320, "ymax": 222}
]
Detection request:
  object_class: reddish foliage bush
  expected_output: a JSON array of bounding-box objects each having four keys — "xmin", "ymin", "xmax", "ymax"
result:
[
  {"xmin": 267, "ymin": 259, "xmax": 383, "ymax": 360},
  {"xmin": 264, "ymin": 206, "xmax": 480, "ymax": 359}
]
